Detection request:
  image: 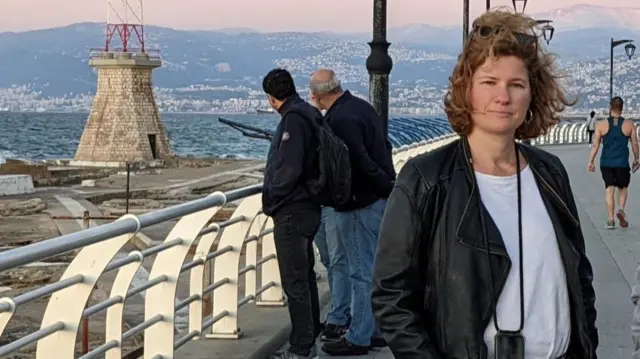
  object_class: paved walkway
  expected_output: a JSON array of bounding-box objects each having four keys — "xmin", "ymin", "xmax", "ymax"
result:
[{"xmin": 313, "ymin": 144, "xmax": 636, "ymax": 359}]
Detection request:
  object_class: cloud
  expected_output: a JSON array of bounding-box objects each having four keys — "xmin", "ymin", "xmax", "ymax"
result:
[{"xmin": 215, "ymin": 63, "xmax": 232, "ymax": 72}]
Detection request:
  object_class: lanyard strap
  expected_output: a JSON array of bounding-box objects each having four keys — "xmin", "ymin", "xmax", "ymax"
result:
[{"xmin": 476, "ymin": 142, "xmax": 525, "ymax": 333}]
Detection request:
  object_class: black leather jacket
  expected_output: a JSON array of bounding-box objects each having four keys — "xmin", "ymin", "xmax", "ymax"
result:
[{"xmin": 371, "ymin": 138, "xmax": 598, "ymax": 359}]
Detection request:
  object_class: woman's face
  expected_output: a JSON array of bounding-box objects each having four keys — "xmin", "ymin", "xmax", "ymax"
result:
[{"xmin": 469, "ymin": 55, "xmax": 532, "ymax": 137}]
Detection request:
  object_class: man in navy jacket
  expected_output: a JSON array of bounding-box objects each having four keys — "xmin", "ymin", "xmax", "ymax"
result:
[
  {"xmin": 309, "ymin": 69, "xmax": 395, "ymax": 356},
  {"xmin": 262, "ymin": 68, "xmax": 323, "ymax": 359}
]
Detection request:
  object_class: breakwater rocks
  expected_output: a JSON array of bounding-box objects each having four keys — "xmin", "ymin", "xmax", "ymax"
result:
[{"xmin": 0, "ymin": 198, "xmax": 46, "ymax": 217}]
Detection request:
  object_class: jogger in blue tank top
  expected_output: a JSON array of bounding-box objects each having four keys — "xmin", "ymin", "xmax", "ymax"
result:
[{"xmin": 588, "ymin": 97, "xmax": 640, "ymax": 229}]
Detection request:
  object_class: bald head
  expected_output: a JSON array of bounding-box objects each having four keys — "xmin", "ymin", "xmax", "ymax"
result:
[{"xmin": 310, "ymin": 69, "xmax": 342, "ymax": 95}]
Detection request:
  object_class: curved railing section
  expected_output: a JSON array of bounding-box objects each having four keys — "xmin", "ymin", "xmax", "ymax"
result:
[
  {"xmin": 389, "ymin": 117, "xmax": 640, "ymax": 147},
  {"xmin": 390, "ymin": 118, "xmax": 611, "ymax": 147},
  {"xmin": 532, "ymin": 122, "xmax": 588, "ymax": 145},
  {"xmin": 388, "ymin": 117, "xmax": 453, "ymax": 148},
  {"xmin": 532, "ymin": 121, "xmax": 640, "ymax": 145},
  {"xmin": 0, "ymin": 134, "xmax": 459, "ymax": 359}
]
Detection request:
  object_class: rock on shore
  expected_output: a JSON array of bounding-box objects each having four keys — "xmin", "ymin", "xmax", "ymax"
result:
[{"xmin": 0, "ymin": 198, "xmax": 46, "ymax": 217}]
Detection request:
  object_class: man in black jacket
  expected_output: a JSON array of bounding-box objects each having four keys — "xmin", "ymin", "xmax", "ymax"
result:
[
  {"xmin": 309, "ymin": 69, "xmax": 396, "ymax": 356},
  {"xmin": 262, "ymin": 68, "xmax": 322, "ymax": 359}
]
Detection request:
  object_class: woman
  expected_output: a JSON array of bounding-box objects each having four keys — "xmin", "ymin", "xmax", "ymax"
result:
[
  {"xmin": 371, "ymin": 9, "xmax": 598, "ymax": 359},
  {"xmin": 586, "ymin": 110, "xmax": 597, "ymax": 146}
]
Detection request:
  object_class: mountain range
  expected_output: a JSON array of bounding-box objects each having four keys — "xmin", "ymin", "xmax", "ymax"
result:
[
  {"xmin": 339, "ymin": 4, "xmax": 640, "ymax": 44},
  {"xmin": 0, "ymin": 4, "xmax": 639, "ymax": 112}
]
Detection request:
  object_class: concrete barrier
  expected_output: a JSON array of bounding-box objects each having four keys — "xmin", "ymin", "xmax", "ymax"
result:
[{"xmin": 0, "ymin": 174, "xmax": 35, "ymax": 196}]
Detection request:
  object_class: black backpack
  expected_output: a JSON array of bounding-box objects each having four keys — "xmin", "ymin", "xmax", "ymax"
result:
[{"xmin": 288, "ymin": 108, "xmax": 352, "ymax": 207}]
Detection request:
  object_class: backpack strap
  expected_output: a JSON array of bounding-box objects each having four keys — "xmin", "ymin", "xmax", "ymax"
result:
[{"xmin": 282, "ymin": 104, "xmax": 324, "ymax": 133}]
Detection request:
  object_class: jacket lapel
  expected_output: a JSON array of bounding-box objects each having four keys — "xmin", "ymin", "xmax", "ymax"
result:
[
  {"xmin": 454, "ymin": 139, "xmax": 509, "ymax": 258},
  {"xmin": 452, "ymin": 139, "xmax": 578, "ymax": 259}
]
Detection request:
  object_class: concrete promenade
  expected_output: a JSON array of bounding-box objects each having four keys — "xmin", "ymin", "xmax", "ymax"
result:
[
  {"xmin": 286, "ymin": 144, "xmax": 637, "ymax": 359},
  {"xmin": 548, "ymin": 144, "xmax": 635, "ymax": 358}
]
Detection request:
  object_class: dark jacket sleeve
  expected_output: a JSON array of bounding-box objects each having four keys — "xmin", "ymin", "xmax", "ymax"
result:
[
  {"xmin": 371, "ymin": 162, "xmax": 442, "ymax": 359},
  {"xmin": 331, "ymin": 116, "xmax": 394, "ymax": 195},
  {"xmin": 267, "ymin": 113, "xmax": 308, "ymax": 201},
  {"xmin": 558, "ymin": 160, "xmax": 599, "ymax": 356}
]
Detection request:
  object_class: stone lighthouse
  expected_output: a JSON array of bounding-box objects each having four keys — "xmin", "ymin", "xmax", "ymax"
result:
[{"xmin": 73, "ymin": 0, "xmax": 171, "ymax": 167}]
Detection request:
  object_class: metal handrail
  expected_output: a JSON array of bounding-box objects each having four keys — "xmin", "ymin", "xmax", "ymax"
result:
[{"xmin": 0, "ymin": 185, "xmax": 261, "ymax": 272}]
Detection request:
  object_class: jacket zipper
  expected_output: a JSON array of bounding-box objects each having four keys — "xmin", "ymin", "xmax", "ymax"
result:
[
  {"xmin": 529, "ymin": 166, "xmax": 591, "ymax": 357},
  {"xmin": 457, "ymin": 141, "xmax": 476, "ymax": 236},
  {"xmin": 461, "ymin": 140, "xmax": 577, "ymax": 226},
  {"xmin": 457, "ymin": 143, "xmax": 507, "ymax": 256},
  {"xmin": 529, "ymin": 166, "xmax": 580, "ymax": 227}
]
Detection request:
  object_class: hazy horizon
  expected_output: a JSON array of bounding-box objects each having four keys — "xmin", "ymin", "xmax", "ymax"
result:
[{"xmin": 0, "ymin": 0, "xmax": 637, "ymax": 33}]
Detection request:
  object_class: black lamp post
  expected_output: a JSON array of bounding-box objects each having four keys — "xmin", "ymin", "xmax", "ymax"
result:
[
  {"xmin": 512, "ymin": 0, "xmax": 528, "ymax": 13},
  {"xmin": 471, "ymin": 1, "xmax": 555, "ymax": 44},
  {"xmin": 511, "ymin": 0, "xmax": 557, "ymax": 145},
  {"xmin": 366, "ymin": 0, "xmax": 393, "ymax": 138},
  {"xmin": 535, "ymin": 20, "xmax": 555, "ymax": 44},
  {"xmin": 463, "ymin": 0, "xmax": 470, "ymax": 44},
  {"xmin": 513, "ymin": 0, "xmax": 556, "ymax": 45},
  {"xmin": 463, "ymin": 0, "xmax": 493, "ymax": 43},
  {"xmin": 609, "ymin": 38, "xmax": 635, "ymax": 102}
]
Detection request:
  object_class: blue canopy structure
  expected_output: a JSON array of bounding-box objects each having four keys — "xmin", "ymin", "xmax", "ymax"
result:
[
  {"xmin": 387, "ymin": 117, "xmax": 452, "ymax": 148},
  {"xmin": 221, "ymin": 115, "xmax": 635, "ymax": 149},
  {"xmin": 218, "ymin": 116, "xmax": 454, "ymax": 149}
]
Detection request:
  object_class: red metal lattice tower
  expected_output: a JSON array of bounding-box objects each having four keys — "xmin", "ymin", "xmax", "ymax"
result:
[{"xmin": 105, "ymin": 0, "xmax": 145, "ymax": 52}]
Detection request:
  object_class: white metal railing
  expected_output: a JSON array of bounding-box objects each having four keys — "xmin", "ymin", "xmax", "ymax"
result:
[
  {"xmin": 531, "ymin": 121, "xmax": 640, "ymax": 145},
  {"xmin": 0, "ymin": 134, "xmax": 459, "ymax": 359},
  {"xmin": 532, "ymin": 122, "xmax": 587, "ymax": 145}
]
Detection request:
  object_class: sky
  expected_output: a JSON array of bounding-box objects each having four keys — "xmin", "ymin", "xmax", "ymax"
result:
[{"xmin": 0, "ymin": 0, "xmax": 636, "ymax": 33}]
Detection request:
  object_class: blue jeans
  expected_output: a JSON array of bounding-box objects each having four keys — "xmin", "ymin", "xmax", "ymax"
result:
[
  {"xmin": 314, "ymin": 207, "xmax": 351, "ymax": 326},
  {"xmin": 334, "ymin": 199, "xmax": 386, "ymax": 346}
]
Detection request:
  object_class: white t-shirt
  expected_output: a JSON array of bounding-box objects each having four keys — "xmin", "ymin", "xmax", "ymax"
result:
[
  {"xmin": 476, "ymin": 166, "xmax": 571, "ymax": 359},
  {"xmin": 586, "ymin": 115, "xmax": 597, "ymax": 131}
]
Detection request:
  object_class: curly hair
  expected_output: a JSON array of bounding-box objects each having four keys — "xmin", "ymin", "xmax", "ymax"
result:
[{"xmin": 443, "ymin": 8, "xmax": 576, "ymax": 139}]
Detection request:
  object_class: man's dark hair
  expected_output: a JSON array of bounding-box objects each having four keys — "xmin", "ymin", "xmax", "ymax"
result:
[
  {"xmin": 590, "ymin": 110, "xmax": 596, "ymax": 118},
  {"xmin": 262, "ymin": 68, "xmax": 297, "ymax": 101},
  {"xmin": 611, "ymin": 96, "xmax": 624, "ymax": 112}
]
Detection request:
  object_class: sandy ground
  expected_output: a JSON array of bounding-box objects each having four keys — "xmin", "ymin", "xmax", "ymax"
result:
[{"xmin": 0, "ymin": 158, "xmax": 266, "ymax": 358}]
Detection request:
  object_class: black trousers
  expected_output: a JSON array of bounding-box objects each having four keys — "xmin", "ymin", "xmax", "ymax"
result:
[
  {"xmin": 587, "ymin": 130, "xmax": 594, "ymax": 144},
  {"xmin": 272, "ymin": 204, "xmax": 322, "ymax": 356}
]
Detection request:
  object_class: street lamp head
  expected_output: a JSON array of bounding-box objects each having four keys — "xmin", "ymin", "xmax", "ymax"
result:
[
  {"xmin": 512, "ymin": 0, "xmax": 528, "ymax": 13},
  {"xmin": 541, "ymin": 24, "xmax": 555, "ymax": 44},
  {"xmin": 625, "ymin": 43, "xmax": 636, "ymax": 59}
]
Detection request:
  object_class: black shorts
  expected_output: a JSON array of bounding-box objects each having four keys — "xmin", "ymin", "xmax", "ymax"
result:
[{"xmin": 600, "ymin": 166, "xmax": 631, "ymax": 188}]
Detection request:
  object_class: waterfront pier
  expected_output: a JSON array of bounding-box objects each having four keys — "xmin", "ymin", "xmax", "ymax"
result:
[
  {"xmin": 0, "ymin": 122, "xmax": 638, "ymax": 358},
  {"xmin": 1, "ymin": 0, "xmax": 639, "ymax": 357}
]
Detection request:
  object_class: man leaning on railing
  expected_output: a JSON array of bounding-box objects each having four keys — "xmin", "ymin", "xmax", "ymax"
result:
[{"xmin": 260, "ymin": 68, "xmax": 324, "ymax": 359}]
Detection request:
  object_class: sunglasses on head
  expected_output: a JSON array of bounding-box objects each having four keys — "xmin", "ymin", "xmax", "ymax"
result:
[{"xmin": 471, "ymin": 25, "xmax": 537, "ymax": 50}]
